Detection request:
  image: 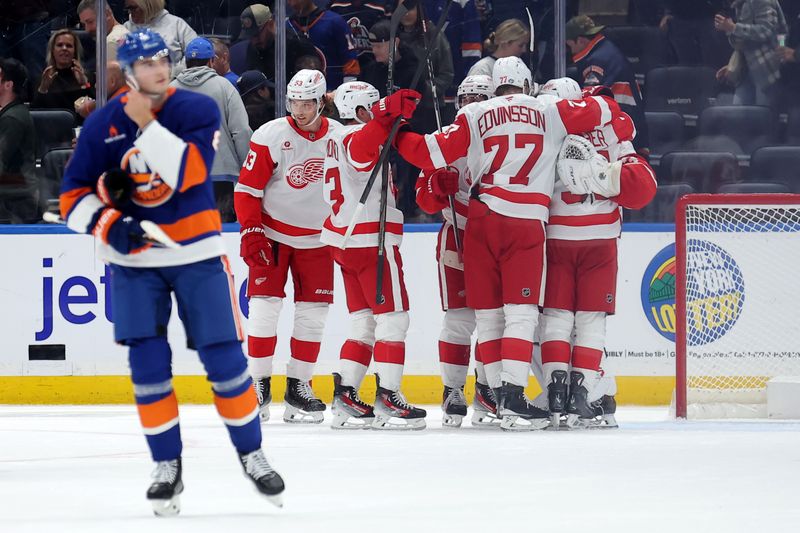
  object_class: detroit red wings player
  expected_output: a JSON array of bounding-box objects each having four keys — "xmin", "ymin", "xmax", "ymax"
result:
[
  {"xmin": 538, "ymin": 80, "xmax": 656, "ymax": 428},
  {"xmin": 234, "ymin": 69, "xmax": 341, "ymax": 424},
  {"xmin": 322, "ymin": 82, "xmax": 428, "ymax": 430},
  {"xmin": 414, "ymin": 75, "xmax": 498, "ymax": 428},
  {"xmin": 395, "ymin": 57, "xmax": 629, "ymax": 430}
]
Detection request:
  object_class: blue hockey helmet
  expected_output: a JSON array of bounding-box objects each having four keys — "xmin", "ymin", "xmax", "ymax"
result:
[{"xmin": 117, "ymin": 29, "xmax": 170, "ymax": 71}]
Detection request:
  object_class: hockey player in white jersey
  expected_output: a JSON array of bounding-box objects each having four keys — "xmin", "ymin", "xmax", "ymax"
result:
[
  {"xmin": 322, "ymin": 82, "xmax": 428, "ymax": 430},
  {"xmin": 538, "ymin": 79, "xmax": 656, "ymax": 428},
  {"xmin": 394, "ymin": 57, "xmax": 630, "ymax": 430},
  {"xmin": 414, "ymin": 75, "xmax": 498, "ymax": 428},
  {"xmin": 235, "ymin": 69, "xmax": 342, "ymax": 424}
]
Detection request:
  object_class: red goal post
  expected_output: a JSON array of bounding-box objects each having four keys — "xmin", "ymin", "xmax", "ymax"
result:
[{"xmin": 675, "ymin": 193, "xmax": 800, "ymax": 419}]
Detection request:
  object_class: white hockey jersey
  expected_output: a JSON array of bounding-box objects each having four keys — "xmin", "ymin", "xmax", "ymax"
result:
[
  {"xmin": 396, "ymin": 93, "xmax": 619, "ymax": 221},
  {"xmin": 415, "ymin": 156, "xmax": 470, "ymax": 228},
  {"xmin": 235, "ymin": 116, "xmax": 341, "ymax": 249},
  {"xmin": 320, "ymin": 123, "xmax": 404, "ymax": 249}
]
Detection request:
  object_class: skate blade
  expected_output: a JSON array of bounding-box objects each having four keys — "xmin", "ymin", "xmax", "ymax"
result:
[
  {"xmin": 544, "ymin": 413, "xmax": 563, "ymax": 431},
  {"xmin": 150, "ymin": 495, "xmax": 181, "ymax": 517},
  {"xmin": 500, "ymin": 415, "xmax": 550, "ymax": 432},
  {"xmin": 470, "ymin": 410, "xmax": 501, "ymax": 429},
  {"xmin": 582, "ymin": 414, "xmax": 618, "ymax": 430},
  {"xmin": 442, "ymin": 413, "xmax": 464, "ymax": 428},
  {"xmin": 258, "ymin": 405, "xmax": 270, "ymax": 423},
  {"xmin": 283, "ymin": 405, "xmax": 324, "ymax": 424},
  {"xmin": 371, "ymin": 414, "xmax": 426, "ymax": 431},
  {"xmin": 331, "ymin": 411, "xmax": 374, "ymax": 430},
  {"xmin": 264, "ymin": 492, "xmax": 284, "ymax": 508}
]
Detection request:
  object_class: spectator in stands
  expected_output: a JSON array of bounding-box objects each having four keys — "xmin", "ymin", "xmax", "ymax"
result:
[
  {"xmin": 328, "ymin": 0, "xmax": 388, "ymax": 71},
  {"xmin": 170, "ymin": 37, "xmax": 252, "ymax": 222},
  {"xmin": 209, "ymin": 38, "xmax": 239, "ymax": 87},
  {"xmin": 123, "ymin": 0, "xmax": 197, "ymax": 74},
  {"xmin": 230, "ymin": 4, "xmax": 320, "ymax": 85},
  {"xmin": 360, "ymin": 19, "xmax": 420, "ymax": 96},
  {"xmin": 776, "ymin": 8, "xmax": 800, "ymax": 109},
  {"xmin": 566, "ymin": 15, "xmax": 650, "ymax": 156},
  {"xmin": 237, "ymin": 70, "xmax": 275, "ymax": 130},
  {"xmin": 74, "ymin": 61, "xmax": 130, "ymax": 119},
  {"xmin": 715, "ymin": 0, "xmax": 788, "ymax": 108},
  {"xmin": 288, "ymin": 0, "xmax": 361, "ymax": 87},
  {"xmin": 77, "ymin": 0, "xmax": 130, "ymax": 61},
  {"xmin": 33, "ymin": 29, "xmax": 93, "ymax": 119},
  {"xmin": 467, "ymin": 18, "xmax": 529, "ymax": 78},
  {"xmin": 0, "ymin": 1, "xmax": 53, "ymax": 91},
  {"xmin": 0, "ymin": 58, "xmax": 38, "ymax": 223}
]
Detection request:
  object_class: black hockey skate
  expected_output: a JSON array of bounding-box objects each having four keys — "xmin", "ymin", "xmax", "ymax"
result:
[
  {"xmin": 147, "ymin": 458, "xmax": 183, "ymax": 517},
  {"xmin": 471, "ymin": 379, "xmax": 501, "ymax": 428},
  {"xmin": 565, "ymin": 371, "xmax": 598, "ymax": 429},
  {"xmin": 547, "ymin": 369, "xmax": 569, "ymax": 429},
  {"xmin": 253, "ymin": 376, "xmax": 271, "ymax": 422},
  {"xmin": 580, "ymin": 394, "xmax": 618, "ymax": 429},
  {"xmin": 497, "ymin": 382, "xmax": 550, "ymax": 431},
  {"xmin": 442, "ymin": 385, "xmax": 468, "ymax": 428},
  {"xmin": 283, "ymin": 377, "xmax": 326, "ymax": 424},
  {"xmin": 239, "ymin": 449, "xmax": 285, "ymax": 507},
  {"xmin": 373, "ymin": 378, "xmax": 426, "ymax": 430},
  {"xmin": 331, "ymin": 373, "xmax": 374, "ymax": 430}
]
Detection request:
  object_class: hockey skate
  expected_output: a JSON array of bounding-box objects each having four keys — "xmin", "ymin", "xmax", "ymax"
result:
[
  {"xmin": 546, "ymin": 369, "xmax": 569, "ymax": 430},
  {"xmin": 575, "ymin": 395, "xmax": 619, "ymax": 429},
  {"xmin": 564, "ymin": 371, "xmax": 599, "ymax": 429},
  {"xmin": 373, "ymin": 380, "xmax": 426, "ymax": 430},
  {"xmin": 147, "ymin": 458, "xmax": 183, "ymax": 517},
  {"xmin": 239, "ymin": 448, "xmax": 285, "ymax": 507},
  {"xmin": 471, "ymin": 380, "xmax": 501, "ymax": 428},
  {"xmin": 254, "ymin": 376, "xmax": 271, "ymax": 422},
  {"xmin": 331, "ymin": 373, "xmax": 374, "ymax": 429},
  {"xmin": 497, "ymin": 382, "xmax": 550, "ymax": 431},
  {"xmin": 283, "ymin": 377, "xmax": 326, "ymax": 424},
  {"xmin": 442, "ymin": 385, "xmax": 468, "ymax": 428}
]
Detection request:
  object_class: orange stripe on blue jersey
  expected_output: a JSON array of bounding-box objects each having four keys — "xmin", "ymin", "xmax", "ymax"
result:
[
  {"xmin": 179, "ymin": 143, "xmax": 209, "ymax": 192},
  {"xmin": 214, "ymin": 387, "xmax": 259, "ymax": 426},
  {"xmin": 137, "ymin": 391, "xmax": 179, "ymax": 435},
  {"xmin": 59, "ymin": 186, "xmax": 93, "ymax": 219},
  {"xmin": 159, "ymin": 209, "xmax": 222, "ymax": 244}
]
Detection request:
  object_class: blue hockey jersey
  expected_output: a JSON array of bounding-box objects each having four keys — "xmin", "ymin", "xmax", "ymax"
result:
[{"xmin": 60, "ymin": 87, "xmax": 225, "ymax": 268}]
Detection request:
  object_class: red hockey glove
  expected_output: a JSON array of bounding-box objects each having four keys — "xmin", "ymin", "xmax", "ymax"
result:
[
  {"xmin": 240, "ymin": 226, "xmax": 273, "ymax": 268},
  {"xmin": 371, "ymin": 89, "xmax": 422, "ymax": 127},
  {"xmin": 427, "ymin": 167, "xmax": 459, "ymax": 197}
]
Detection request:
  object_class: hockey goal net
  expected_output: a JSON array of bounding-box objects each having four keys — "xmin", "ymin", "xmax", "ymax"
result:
[{"xmin": 675, "ymin": 194, "xmax": 800, "ymax": 418}]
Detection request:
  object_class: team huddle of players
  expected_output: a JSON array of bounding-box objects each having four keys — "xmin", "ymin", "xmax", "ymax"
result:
[{"xmin": 237, "ymin": 57, "xmax": 657, "ymax": 432}]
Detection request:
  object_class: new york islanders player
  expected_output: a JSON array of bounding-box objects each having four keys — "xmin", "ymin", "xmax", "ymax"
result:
[
  {"xmin": 322, "ymin": 82, "xmax": 427, "ymax": 430},
  {"xmin": 59, "ymin": 30, "xmax": 284, "ymax": 515},
  {"xmin": 538, "ymin": 79, "xmax": 656, "ymax": 428},
  {"xmin": 414, "ymin": 75, "xmax": 498, "ymax": 428},
  {"xmin": 234, "ymin": 69, "xmax": 341, "ymax": 424},
  {"xmin": 394, "ymin": 56, "xmax": 629, "ymax": 430}
]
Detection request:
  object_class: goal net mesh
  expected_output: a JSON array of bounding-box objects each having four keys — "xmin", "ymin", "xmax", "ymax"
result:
[{"xmin": 679, "ymin": 201, "xmax": 800, "ymax": 418}]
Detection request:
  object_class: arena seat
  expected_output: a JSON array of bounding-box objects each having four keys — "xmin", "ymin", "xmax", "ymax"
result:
[
  {"xmin": 747, "ymin": 146, "xmax": 800, "ymax": 192},
  {"xmin": 658, "ymin": 151, "xmax": 739, "ymax": 193},
  {"xmin": 645, "ymin": 111, "xmax": 685, "ymax": 164},
  {"xmin": 604, "ymin": 26, "xmax": 673, "ymax": 83},
  {"xmin": 716, "ymin": 182, "xmax": 791, "ymax": 194},
  {"xmin": 39, "ymin": 148, "xmax": 74, "ymax": 205},
  {"xmin": 696, "ymin": 105, "xmax": 777, "ymax": 156},
  {"xmin": 644, "ymin": 66, "xmax": 717, "ymax": 121},
  {"xmin": 30, "ymin": 110, "xmax": 74, "ymax": 162}
]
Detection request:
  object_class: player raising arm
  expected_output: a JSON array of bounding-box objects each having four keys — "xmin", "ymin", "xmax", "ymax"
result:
[{"xmin": 59, "ymin": 30, "xmax": 283, "ymax": 515}]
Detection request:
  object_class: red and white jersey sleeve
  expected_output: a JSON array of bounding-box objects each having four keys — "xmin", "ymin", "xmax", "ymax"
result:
[
  {"xmin": 547, "ymin": 113, "xmax": 656, "ymax": 240},
  {"xmin": 320, "ymin": 124, "xmax": 404, "ymax": 249},
  {"xmin": 236, "ymin": 117, "xmax": 341, "ymax": 249},
  {"xmin": 396, "ymin": 94, "xmax": 621, "ymax": 221},
  {"xmin": 414, "ymin": 156, "xmax": 471, "ymax": 227}
]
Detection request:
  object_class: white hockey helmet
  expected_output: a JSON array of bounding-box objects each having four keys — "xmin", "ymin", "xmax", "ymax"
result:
[
  {"xmin": 334, "ymin": 81, "xmax": 380, "ymax": 122},
  {"xmin": 285, "ymin": 68, "xmax": 327, "ymax": 113},
  {"xmin": 455, "ymin": 75, "xmax": 494, "ymax": 110},
  {"xmin": 539, "ymin": 77, "xmax": 582, "ymax": 100},
  {"xmin": 492, "ymin": 57, "xmax": 533, "ymax": 95}
]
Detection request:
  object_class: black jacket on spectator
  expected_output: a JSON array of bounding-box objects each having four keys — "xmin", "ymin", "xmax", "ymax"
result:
[
  {"xmin": 230, "ymin": 33, "xmax": 319, "ymax": 87},
  {"xmin": 0, "ymin": 99, "xmax": 38, "ymax": 222},
  {"xmin": 32, "ymin": 67, "xmax": 91, "ymax": 118},
  {"xmin": 359, "ymin": 43, "xmax": 420, "ymax": 97}
]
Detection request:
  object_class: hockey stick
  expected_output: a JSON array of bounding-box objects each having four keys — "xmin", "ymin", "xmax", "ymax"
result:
[
  {"xmin": 43, "ymin": 212, "xmax": 181, "ymax": 249},
  {"xmin": 340, "ymin": 0, "xmax": 454, "ymax": 250},
  {"xmin": 526, "ymin": 7, "xmax": 536, "ymax": 94},
  {"xmin": 417, "ymin": 0, "xmax": 462, "ymax": 263}
]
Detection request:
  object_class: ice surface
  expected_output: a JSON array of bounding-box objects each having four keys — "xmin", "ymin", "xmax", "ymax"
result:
[{"xmin": 2, "ymin": 405, "xmax": 799, "ymax": 532}]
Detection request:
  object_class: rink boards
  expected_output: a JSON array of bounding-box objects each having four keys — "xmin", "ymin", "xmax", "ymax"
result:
[{"xmin": 0, "ymin": 223, "xmax": 678, "ymax": 405}]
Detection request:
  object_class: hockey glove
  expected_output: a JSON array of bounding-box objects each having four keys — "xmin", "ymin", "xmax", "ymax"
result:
[
  {"xmin": 240, "ymin": 226, "xmax": 273, "ymax": 268},
  {"xmin": 91, "ymin": 208, "xmax": 149, "ymax": 255},
  {"xmin": 96, "ymin": 168, "xmax": 134, "ymax": 209},
  {"xmin": 427, "ymin": 167, "xmax": 459, "ymax": 197},
  {"xmin": 371, "ymin": 89, "xmax": 422, "ymax": 127},
  {"xmin": 557, "ymin": 134, "xmax": 608, "ymax": 196}
]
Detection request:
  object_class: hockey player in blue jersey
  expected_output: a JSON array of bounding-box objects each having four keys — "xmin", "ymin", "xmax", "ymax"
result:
[{"xmin": 59, "ymin": 29, "xmax": 284, "ymax": 516}]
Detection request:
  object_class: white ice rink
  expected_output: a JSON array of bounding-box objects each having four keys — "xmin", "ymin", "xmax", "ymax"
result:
[{"xmin": 2, "ymin": 404, "xmax": 799, "ymax": 533}]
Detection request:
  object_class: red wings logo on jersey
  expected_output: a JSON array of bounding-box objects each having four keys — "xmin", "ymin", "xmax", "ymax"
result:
[
  {"xmin": 120, "ymin": 147, "xmax": 174, "ymax": 207},
  {"xmin": 286, "ymin": 158, "xmax": 325, "ymax": 189}
]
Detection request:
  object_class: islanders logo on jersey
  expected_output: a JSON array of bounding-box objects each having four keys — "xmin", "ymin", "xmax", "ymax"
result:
[
  {"xmin": 641, "ymin": 241, "xmax": 745, "ymax": 345},
  {"xmin": 286, "ymin": 158, "xmax": 324, "ymax": 190},
  {"xmin": 120, "ymin": 147, "xmax": 174, "ymax": 207}
]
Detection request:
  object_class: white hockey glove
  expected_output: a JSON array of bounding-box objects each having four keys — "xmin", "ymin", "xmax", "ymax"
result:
[{"xmin": 556, "ymin": 134, "xmax": 620, "ymax": 197}]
